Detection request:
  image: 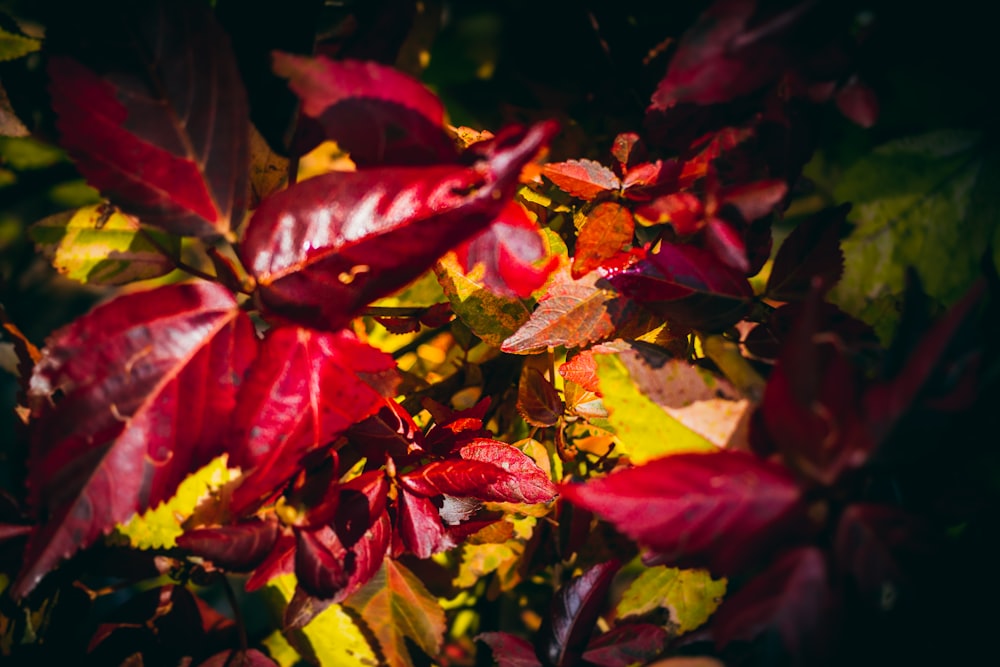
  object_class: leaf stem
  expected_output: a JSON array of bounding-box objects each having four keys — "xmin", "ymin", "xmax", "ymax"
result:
[{"xmin": 137, "ymin": 227, "xmax": 238, "ymax": 289}]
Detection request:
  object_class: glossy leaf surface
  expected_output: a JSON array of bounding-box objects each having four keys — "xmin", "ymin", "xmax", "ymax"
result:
[
  {"xmin": 16, "ymin": 281, "xmax": 257, "ymax": 598},
  {"xmin": 46, "ymin": 1, "xmax": 248, "ymax": 237},
  {"xmin": 537, "ymin": 560, "xmax": 620, "ymax": 667},
  {"xmin": 177, "ymin": 520, "xmax": 281, "ymax": 573},
  {"xmin": 477, "ymin": 632, "xmax": 542, "ymax": 667}
]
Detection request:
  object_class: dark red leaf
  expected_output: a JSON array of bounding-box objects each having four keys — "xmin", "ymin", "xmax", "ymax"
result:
[
  {"xmin": 375, "ymin": 316, "xmax": 422, "ymax": 335},
  {"xmin": 572, "ymin": 202, "xmax": 635, "ymax": 279},
  {"xmin": 835, "ymin": 76, "xmax": 879, "ymax": 128},
  {"xmin": 542, "ymin": 159, "xmax": 621, "ymax": 200},
  {"xmin": 226, "ymin": 327, "xmax": 396, "ymax": 514},
  {"xmin": 15, "ymin": 282, "xmax": 257, "ymax": 598},
  {"xmin": 621, "ymin": 160, "xmax": 679, "ymax": 197},
  {"xmin": 712, "ymin": 547, "xmax": 836, "ymax": 663},
  {"xmin": 518, "ymin": 367, "xmax": 565, "ymax": 428},
  {"xmin": 295, "ymin": 525, "xmax": 349, "ymax": 599},
  {"xmin": 198, "ymin": 649, "xmax": 277, "ymax": 667},
  {"xmin": 400, "ymin": 459, "xmax": 522, "ymax": 500},
  {"xmin": 581, "ymin": 623, "xmax": 670, "ymax": 667},
  {"xmin": 243, "ymin": 121, "xmax": 556, "ymax": 331},
  {"xmin": 348, "ymin": 399, "xmax": 424, "ymax": 462},
  {"xmin": 718, "ymin": 179, "xmax": 788, "ymax": 222},
  {"xmin": 537, "ymin": 560, "xmax": 621, "ymax": 667},
  {"xmin": 459, "ymin": 439, "xmax": 557, "ymax": 504},
  {"xmin": 559, "ymin": 452, "xmax": 803, "ymax": 574},
  {"xmin": 604, "ymin": 242, "xmax": 753, "ymax": 331},
  {"xmin": 325, "ymin": 470, "xmax": 390, "ymax": 544},
  {"xmin": 176, "ymin": 519, "xmax": 281, "ymax": 572},
  {"xmin": 396, "ymin": 486, "xmax": 451, "ymax": 559},
  {"xmin": 244, "ymin": 531, "xmax": 296, "ymax": 592},
  {"xmin": 47, "ymin": 1, "xmax": 248, "ymax": 238},
  {"xmin": 703, "ymin": 217, "xmax": 748, "ymax": 273},
  {"xmin": 273, "ymin": 52, "xmax": 457, "ymax": 166},
  {"xmin": 766, "ymin": 205, "xmax": 847, "ymax": 302},
  {"xmin": 477, "ymin": 632, "xmax": 543, "ymax": 667},
  {"xmin": 455, "ymin": 200, "xmax": 558, "ymax": 298}
]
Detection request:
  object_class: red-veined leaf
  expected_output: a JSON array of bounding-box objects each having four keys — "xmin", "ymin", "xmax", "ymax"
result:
[
  {"xmin": 455, "ymin": 200, "xmax": 558, "ymax": 298},
  {"xmin": 581, "ymin": 623, "xmax": 670, "ymax": 667},
  {"xmin": 343, "ymin": 559, "xmax": 447, "ymax": 667},
  {"xmin": 572, "ymin": 202, "xmax": 635, "ymax": 279},
  {"xmin": 46, "ymin": 1, "xmax": 248, "ymax": 238},
  {"xmin": 272, "ymin": 52, "xmax": 456, "ymax": 166},
  {"xmin": 766, "ymin": 205, "xmax": 847, "ymax": 302},
  {"xmin": 243, "ymin": 121, "xmax": 556, "ymax": 331},
  {"xmin": 227, "ymin": 327, "xmax": 396, "ymax": 514},
  {"xmin": 459, "ymin": 439, "xmax": 557, "ymax": 504},
  {"xmin": 537, "ymin": 560, "xmax": 621, "ymax": 667},
  {"xmin": 176, "ymin": 519, "xmax": 281, "ymax": 573},
  {"xmin": 542, "ymin": 159, "xmax": 621, "ymax": 200},
  {"xmin": 604, "ymin": 242, "xmax": 753, "ymax": 331},
  {"xmin": 400, "ymin": 460, "xmax": 522, "ymax": 501},
  {"xmin": 711, "ymin": 547, "xmax": 836, "ymax": 663},
  {"xmin": 559, "ymin": 451, "xmax": 803, "ymax": 574},
  {"xmin": 14, "ymin": 282, "xmax": 257, "ymax": 598},
  {"xmin": 477, "ymin": 632, "xmax": 543, "ymax": 667}
]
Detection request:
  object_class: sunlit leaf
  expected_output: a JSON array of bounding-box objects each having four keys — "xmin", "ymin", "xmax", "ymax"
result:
[
  {"xmin": 616, "ymin": 566, "xmax": 727, "ymax": 635},
  {"xmin": 542, "ymin": 159, "xmax": 621, "ymax": 200},
  {"xmin": 572, "ymin": 202, "xmax": 635, "ymax": 279}
]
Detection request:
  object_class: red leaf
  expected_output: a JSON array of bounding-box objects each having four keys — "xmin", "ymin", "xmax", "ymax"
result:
[
  {"xmin": 176, "ymin": 519, "xmax": 281, "ymax": 573},
  {"xmin": 633, "ymin": 193, "xmax": 704, "ymax": 233},
  {"xmin": 538, "ymin": 560, "xmax": 621, "ymax": 667},
  {"xmin": 47, "ymin": 2, "xmax": 248, "ymax": 237},
  {"xmin": 718, "ymin": 179, "xmax": 788, "ymax": 222},
  {"xmin": 542, "ymin": 159, "xmax": 622, "ymax": 200},
  {"xmin": 559, "ymin": 350, "xmax": 602, "ymax": 396},
  {"xmin": 227, "ymin": 327, "xmax": 396, "ymax": 514},
  {"xmin": 604, "ymin": 242, "xmax": 753, "ymax": 331},
  {"xmin": 712, "ymin": 547, "xmax": 836, "ymax": 662},
  {"xmin": 272, "ymin": 52, "xmax": 456, "ymax": 166},
  {"xmin": 572, "ymin": 202, "xmax": 635, "ymax": 279},
  {"xmin": 243, "ymin": 121, "xmax": 556, "ymax": 331},
  {"xmin": 581, "ymin": 623, "xmax": 670, "ymax": 667},
  {"xmin": 245, "ymin": 532, "xmax": 296, "ymax": 592},
  {"xmin": 703, "ymin": 217, "xmax": 748, "ymax": 273},
  {"xmin": 477, "ymin": 632, "xmax": 543, "ymax": 667},
  {"xmin": 295, "ymin": 526, "xmax": 349, "ymax": 599},
  {"xmin": 400, "ymin": 459, "xmax": 522, "ymax": 500},
  {"xmin": 766, "ymin": 205, "xmax": 847, "ymax": 302},
  {"xmin": 455, "ymin": 200, "xmax": 558, "ymax": 298},
  {"xmin": 396, "ymin": 486, "xmax": 451, "ymax": 559},
  {"xmin": 559, "ymin": 451, "xmax": 803, "ymax": 574},
  {"xmin": 459, "ymin": 439, "xmax": 557, "ymax": 504},
  {"xmin": 836, "ymin": 76, "xmax": 879, "ymax": 128},
  {"xmin": 15, "ymin": 282, "xmax": 257, "ymax": 598}
]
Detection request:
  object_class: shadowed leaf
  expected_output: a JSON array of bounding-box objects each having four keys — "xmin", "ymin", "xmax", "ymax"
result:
[
  {"xmin": 581, "ymin": 623, "xmax": 670, "ymax": 667},
  {"xmin": 477, "ymin": 632, "xmax": 542, "ymax": 667},
  {"xmin": 537, "ymin": 560, "xmax": 620, "ymax": 667},
  {"xmin": 766, "ymin": 205, "xmax": 847, "ymax": 302}
]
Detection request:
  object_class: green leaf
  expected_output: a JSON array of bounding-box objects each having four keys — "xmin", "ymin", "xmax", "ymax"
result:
[
  {"xmin": 344, "ymin": 559, "xmax": 447, "ymax": 667},
  {"xmin": 0, "ymin": 28, "xmax": 40, "ymax": 62},
  {"xmin": 268, "ymin": 575, "xmax": 378, "ymax": 667},
  {"xmin": 595, "ymin": 353, "xmax": 717, "ymax": 464},
  {"xmin": 617, "ymin": 566, "xmax": 727, "ymax": 635},
  {"xmin": 29, "ymin": 205, "xmax": 181, "ymax": 285},
  {"xmin": 0, "ymin": 136, "xmax": 64, "ymax": 169},
  {"xmin": 830, "ymin": 130, "xmax": 996, "ymax": 342},
  {"xmin": 435, "ymin": 250, "xmax": 532, "ymax": 348},
  {"xmin": 117, "ymin": 455, "xmax": 234, "ymax": 549}
]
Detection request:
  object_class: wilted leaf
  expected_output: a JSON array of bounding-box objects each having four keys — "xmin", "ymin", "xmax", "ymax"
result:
[
  {"xmin": 343, "ymin": 559, "xmax": 446, "ymax": 667},
  {"xmin": 537, "ymin": 560, "xmax": 620, "ymax": 667},
  {"xmin": 227, "ymin": 327, "xmax": 397, "ymax": 514},
  {"xmin": 766, "ymin": 205, "xmax": 847, "ymax": 301},
  {"xmin": 46, "ymin": 1, "xmax": 249, "ymax": 237},
  {"xmin": 573, "ymin": 202, "xmax": 635, "ymax": 279},
  {"xmin": 559, "ymin": 451, "xmax": 803, "ymax": 574},
  {"xmin": 581, "ymin": 623, "xmax": 670, "ymax": 667},
  {"xmin": 542, "ymin": 159, "xmax": 621, "ymax": 200},
  {"xmin": 29, "ymin": 205, "xmax": 181, "ymax": 285},
  {"xmin": 14, "ymin": 282, "xmax": 257, "ymax": 598},
  {"xmin": 244, "ymin": 122, "xmax": 556, "ymax": 331},
  {"xmin": 617, "ymin": 566, "xmax": 727, "ymax": 635}
]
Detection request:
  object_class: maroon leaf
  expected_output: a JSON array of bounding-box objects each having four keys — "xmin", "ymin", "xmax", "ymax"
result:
[
  {"xmin": 581, "ymin": 623, "xmax": 670, "ymax": 667},
  {"xmin": 244, "ymin": 531, "xmax": 296, "ymax": 592},
  {"xmin": 47, "ymin": 1, "xmax": 248, "ymax": 238},
  {"xmin": 243, "ymin": 121, "xmax": 557, "ymax": 331},
  {"xmin": 295, "ymin": 526, "xmax": 349, "ymax": 599},
  {"xmin": 573, "ymin": 202, "xmax": 635, "ymax": 279},
  {"xmin": 718, "ymin": 179, "xmax": 788, "ymax": 222},
  {"xmin": 538, "ymin": 560, "xmax": 621, "ymax": 667},
  {"xmin": 835, "ymin": 76, "xmax": 879, "ymax": 128},
  {"xmin": 176, "ymin": 519, "xmax": 281, "ymax": 572},
  {"xmin": 477, "ymin": 632, "xmax": 543, "ymax": 667},
  {"xmin": 542, "ymin": 159, "xmax": 621, "ymax": 200},
  {"xmin": 766, "ymin": 205, "xmax": 847, "ymax": 302},
  {"xmin": 459, "ymin": 439, "xmax": 557, "ymax": 504},
  {"xmin": 712, "ymin": 547, "xmax": 836, "ymax": 663},
  {"xmin": 400, "ymin": 459, "xmax": 522, "ymax": 500},
  {"xmin": 604, "ymin": 242, "xmax": 753, "ymax": 331},
  {"xmin": 518, "ymin": 367, "xmax": 565, "ymax": 428},
  {"xmin": 272, "ymin": 52, "xmax": 457, "ymax": 166},
  {"xmin": 703, "ymin": 217, "xmax": 749, "ymax": 273},
  {"xmin": 455, "ymin": 200, "xmax": 558, "ymax": 298},
  {"xmin": 15, "ymin": 282, "xmax": 257, "ymax": 598},
  {"xmin": 198, "ymin": 649, "xmax": 277, "ymax": 667},
  {"xmin": 395, "ymin": 486, "xmax": 451, "ymax": 559},
  {"xmin": 559, "ymin": 452, "xmax": 803, "ymax": 574},
  {"xmin": 227, "ymin": 327, "xmax": 396, "ymax": 514}
]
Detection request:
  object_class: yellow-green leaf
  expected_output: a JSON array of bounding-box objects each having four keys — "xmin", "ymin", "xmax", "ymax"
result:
[
  {"xmin": 29, "ymin": 205, "xmax": 181, "ymax": 285},
  {"xmin": 435, "ymin": 251, "xmax": 531, "ymax": 348},
  {"xmin": 0, "ymin": 28, "xmax": 40, "ymax": 62},
  {"xmin": 617, "ymin": 566, "xmax": 727, "ymax": 635},
  {"xmin": 596, "ymin": 353, "xmax": 716, "ymax": 464},
  {"xmin": 117, "ymin": 456, "xmax": 234, "ymax": 549},
  {"xmin": 344, "ymin": 559, "xmax": 446, "ymax": 667}
]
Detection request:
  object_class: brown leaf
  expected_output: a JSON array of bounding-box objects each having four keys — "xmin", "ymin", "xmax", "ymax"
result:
[
  {"xmin": 572, "ymin": 202, "xmax": 635, "ymax": 279},
  {"xmin": 518, "ymin": 365, "xmax": 564, "ymax": 427}
]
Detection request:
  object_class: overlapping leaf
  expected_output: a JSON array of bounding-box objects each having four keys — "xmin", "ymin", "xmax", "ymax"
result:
[
  {"xmin": 581, "ymin": 624, "xmax": 670, "ymax": 667},
  {"xmin": 46, "ymin": 0, "xmax": 248, "ymax": 238},
  {"xmin": 542, "ymin": 159, "xmax": 621, "ymax": 200},
  {"xmin": 243, "ymin": 121, "xmax": 556, "ymax": 331},
  {"xmin": 559, "ymin": 452, "xmax": 804, "ymax": 574},
  {"xmin": 15, "ymin": 282, "xmax": 257, "ymax": 598},
  {"xmin": 537, "ymin": 560, "xmax": 620, "ymax": 667},
  {"xmin": 766, "ymin": 205, "xmax": 847, "ymax": 302},
  {"xmin": 573, "ymin": 202, "xmax": 635, "ymax": 279},
  {"xmin": 616, "ymin": 566, "xmax": 727, "ymax": 635}
]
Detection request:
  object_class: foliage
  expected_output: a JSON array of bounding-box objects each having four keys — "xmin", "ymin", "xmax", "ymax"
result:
[{"xmin": 0, "ymin": 0, "xmax": 997, "ymax": 666}]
